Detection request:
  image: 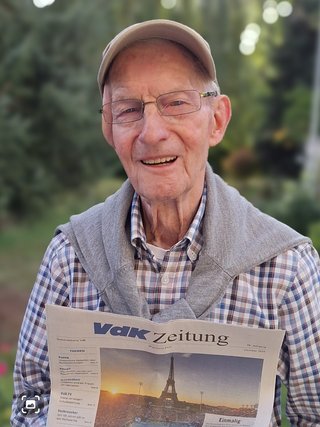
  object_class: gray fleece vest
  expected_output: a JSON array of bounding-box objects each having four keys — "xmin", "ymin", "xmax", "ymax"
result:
[{"xmin": 56, "ymin": 164, "xmax": 309, "ymax": 322}]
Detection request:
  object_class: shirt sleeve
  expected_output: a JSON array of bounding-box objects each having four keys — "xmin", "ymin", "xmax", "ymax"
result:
[
  {"xmin": 277, "ymin": 243, "xmax": 320, "ymax": 425},
  {"xmin": 10, "ymin": 232, "xmax": 101, "ymax": 426}
]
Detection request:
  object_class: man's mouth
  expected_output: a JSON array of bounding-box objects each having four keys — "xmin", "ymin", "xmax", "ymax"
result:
[{"xmin": 141, "ymin": 156, "xmax": 177, "ymax": 166}]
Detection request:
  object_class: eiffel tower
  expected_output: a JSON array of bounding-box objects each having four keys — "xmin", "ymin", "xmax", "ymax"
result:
[{"xmin": 160, "ymin": 355, "xmax": 179, "ymax": 404}]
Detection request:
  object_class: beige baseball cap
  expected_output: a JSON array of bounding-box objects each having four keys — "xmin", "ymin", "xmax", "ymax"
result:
[{"xmin": 97, "ymin": 19, "xmax": 217, "ymax": 96}]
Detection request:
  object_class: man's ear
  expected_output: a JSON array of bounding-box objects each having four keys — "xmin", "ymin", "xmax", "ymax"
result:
[
  {"xmin": 209, "ymin": 95, "xmax": 232, "ymax": 148},
  {"xmin": 101, "ymin": 85, "xmax": 114, "ymax": 148},
  {"xmin": 102, "ymin": 116, "xmax": 114, "ymax": 148}
]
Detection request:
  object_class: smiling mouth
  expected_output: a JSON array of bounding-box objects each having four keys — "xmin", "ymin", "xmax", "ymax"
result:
[{"xmin": 141, "ymin": 156, "xmax": 177, "ymax": 166}]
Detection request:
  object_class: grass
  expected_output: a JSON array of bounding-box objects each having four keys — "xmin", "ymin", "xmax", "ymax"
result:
[
  {"xmin": 0, "ymin": 345, "xmax": 16, "ymax": 427},
  {"xmin": 0, "ymin": 177, "xmax": 123, "ymax": 291},
  {"xmin": 0, "ymin": 176, "xmax": 290, "ymax": 426}
]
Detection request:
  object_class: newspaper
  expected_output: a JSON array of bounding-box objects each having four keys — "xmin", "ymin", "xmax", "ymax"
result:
[{"xmin": 46, "ymin": 304, "xmax": 285, "ymax": 427}]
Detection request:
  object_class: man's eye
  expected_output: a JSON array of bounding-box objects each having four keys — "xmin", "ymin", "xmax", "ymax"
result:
[
  {"xmin": 169, "ymin": 99, "xmax": 186, "ymax": 107},
  {"xmin": 121, "ymin": 107, "xmax": 138, "ymax": 115},
  {"xmin": 114, "ymin": 105, "xmax": 139, "ymax": 118},
  {"xmin": 162, "ymin": 99, "xmax": 189, "ymax": 112}
]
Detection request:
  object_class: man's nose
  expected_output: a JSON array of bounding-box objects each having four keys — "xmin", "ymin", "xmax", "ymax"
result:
[{"xmin": 138, "ymin": 102, "xmax": 169, "ymax": 144}]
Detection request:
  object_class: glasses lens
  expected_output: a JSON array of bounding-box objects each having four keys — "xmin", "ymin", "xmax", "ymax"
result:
[
  {"xmin": 111, "ymin": 99, "xmax": 143, "ymax": 124},
  {"xmin": 157, "ymin": 90, "xmax": 200, "ymax": 116}
]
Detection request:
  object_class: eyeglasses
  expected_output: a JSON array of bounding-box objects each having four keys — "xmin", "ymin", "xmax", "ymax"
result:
[{"xmin": 99, "ymin": 89, "xmax": 218, "ymax": 124}]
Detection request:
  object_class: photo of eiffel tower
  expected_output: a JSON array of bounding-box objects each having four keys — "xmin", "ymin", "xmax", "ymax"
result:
[
  {"xmin": 96, "ymin": 349, "xmax": 261, "ymax": 427},
  {"xmin": 159, "ymin": 355, "xmax": 179, "ymax": 405}
]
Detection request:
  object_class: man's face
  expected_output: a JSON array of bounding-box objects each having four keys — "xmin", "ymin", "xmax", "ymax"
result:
[{"xmin": 102, "ymin": 40, "xmax": 230, "ymax": 205}]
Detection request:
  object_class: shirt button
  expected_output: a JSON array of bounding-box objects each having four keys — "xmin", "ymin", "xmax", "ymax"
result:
[
  {"xmin": 161, "ymin": 274, "xmax": 170, "ymax": 285},
  {"xmin": 189, "ymin": 250, "xmax": 197, "ymax": 261}
]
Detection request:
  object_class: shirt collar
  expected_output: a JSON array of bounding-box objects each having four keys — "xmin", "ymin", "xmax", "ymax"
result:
[{"xmin": 131, "ymin": 184, "xmax": 206, "ymax": 260}]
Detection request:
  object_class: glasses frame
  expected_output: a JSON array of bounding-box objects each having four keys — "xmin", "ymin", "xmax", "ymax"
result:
[{"xmin": 99, "ymin": 89, "xmax": 218, "ymax": 124}]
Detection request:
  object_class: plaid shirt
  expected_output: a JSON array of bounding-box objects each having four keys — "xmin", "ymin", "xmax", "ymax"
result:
[
  {"xmin": 131, "ymin": 189, "xmax": 206, "ymax": 315},
  {"xmin": 11, "ymin": 193, "xmax": 320, "ymax": 426}
]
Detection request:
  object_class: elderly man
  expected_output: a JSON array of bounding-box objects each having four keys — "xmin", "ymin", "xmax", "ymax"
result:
[{"xmin": 11, "ymin": 19, "xmax": 320, "ymax": 426}]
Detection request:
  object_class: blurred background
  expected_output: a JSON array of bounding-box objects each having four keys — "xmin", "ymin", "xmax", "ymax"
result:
[{"xmin": 0, "ymin": 0, "xmax": 319, "ymax": 425}]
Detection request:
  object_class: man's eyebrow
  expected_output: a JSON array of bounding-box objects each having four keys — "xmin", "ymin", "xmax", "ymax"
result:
[{"xmin": 109, "ymin": 90, "xmax": 140, "ymax": 101}]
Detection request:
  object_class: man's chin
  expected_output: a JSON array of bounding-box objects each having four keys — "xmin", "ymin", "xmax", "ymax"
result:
[{"xmin": 137, "ymin": 184, "xmax": 183, "ymax": 204}]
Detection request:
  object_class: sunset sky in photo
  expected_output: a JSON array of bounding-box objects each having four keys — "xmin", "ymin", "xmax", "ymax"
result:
[{"xmin": 100, "ymin": 349, "xmax": 262, "ymax": 407}]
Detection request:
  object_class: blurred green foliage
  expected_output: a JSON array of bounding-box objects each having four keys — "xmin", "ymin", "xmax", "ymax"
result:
[
  {"xmin": 0, "ymin": 0, "xmax": 119, "ymax": 220},
  {"xmin": 253, "ymin": 179, "xmax": 320, "ymax": 251},
  {"xmin": 0, "ymin": 345, "xmax": 15, "ymax": 427},
  {"xmin": 1, "ymin": 0, "xmax": 319, "ymax": 226}
]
